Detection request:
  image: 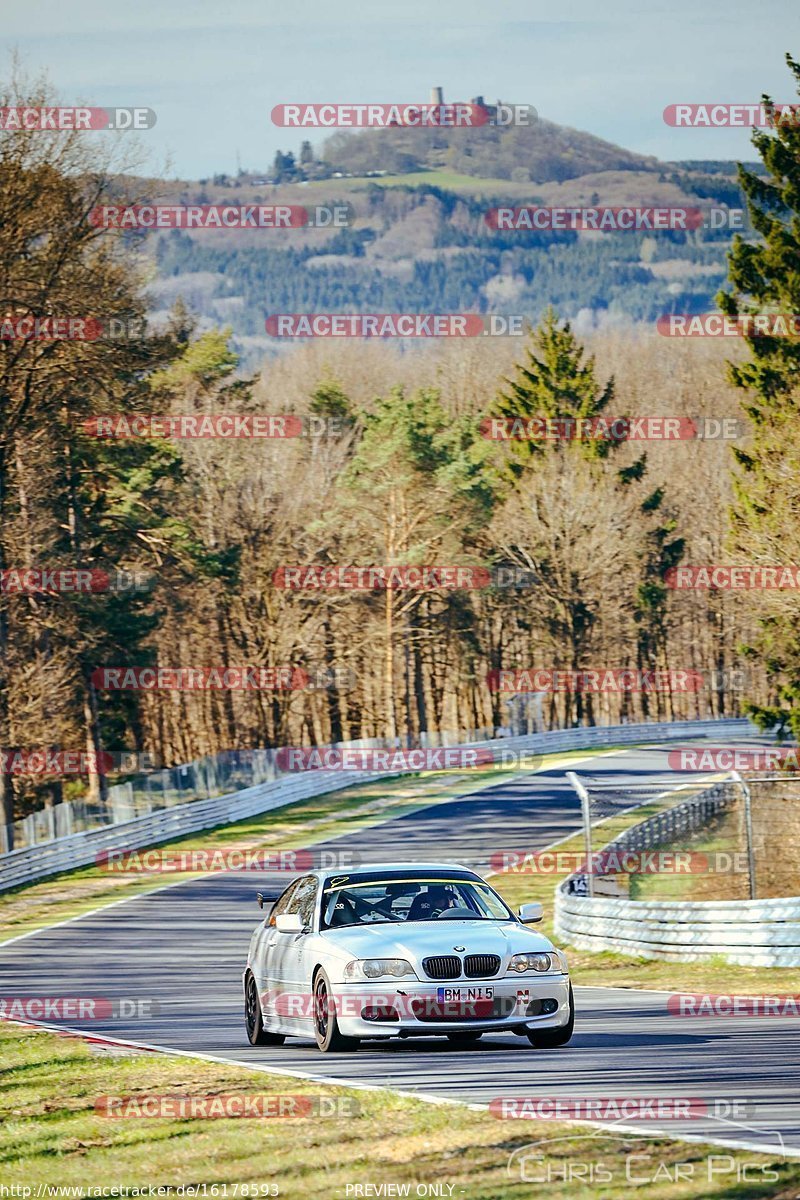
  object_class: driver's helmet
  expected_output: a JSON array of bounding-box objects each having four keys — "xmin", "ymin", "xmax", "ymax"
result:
[
  {"xmin": 406, "ymin": 883, "xmax": 456, "ymax": 920},
  {"xmin": 425, "ymin": 884, "xmax": 455, "ymax": 910}
]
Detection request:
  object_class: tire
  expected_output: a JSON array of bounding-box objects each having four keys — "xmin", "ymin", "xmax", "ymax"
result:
[
  {"xmin": 245, "ymin": 972, "xmax": 285, "ymax": 1046},
  {"xmin": 447, "ymin": 1032, "xmax": 483, "ymax": 1046},
  {"xmin": 313, "ymin": 969, "xmax": 360, "ymax": 1053},
  {"xmin": 526, "ymin": 984, "xmax": 574, "ymax": 1048}
]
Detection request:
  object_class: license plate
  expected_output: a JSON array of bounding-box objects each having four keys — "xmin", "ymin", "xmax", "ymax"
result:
[{"xmin": 436, "ymin": 986, "xmax": 494, "ymax": 1003}]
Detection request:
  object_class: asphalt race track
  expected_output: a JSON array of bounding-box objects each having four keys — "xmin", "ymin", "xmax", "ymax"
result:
[{"xmin": 1, "ymin": 742, "xmax": 798, "ymax": 1157}]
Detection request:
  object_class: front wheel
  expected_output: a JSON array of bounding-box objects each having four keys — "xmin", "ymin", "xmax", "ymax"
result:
[
  {"xmin": 526, "ymin": 984, "xmax": 574, "ymax": 1048},
  {"xmin": 245, "ymin": 972, "xmax": 285, "ymax": 1046},
  {"xmin": 313, "ymin": 969, "xmax": 360, "ymax": 1053}
]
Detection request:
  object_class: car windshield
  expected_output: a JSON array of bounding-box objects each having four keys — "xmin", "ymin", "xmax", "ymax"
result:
[{"xmin": 320, "ymin": 876, "xmax": 514, "ymax": 929}]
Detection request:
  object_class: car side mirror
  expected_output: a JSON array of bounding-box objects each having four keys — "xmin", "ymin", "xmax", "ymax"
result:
[
  {"xmin": 275, "ymin": 913, "xmax": 305, "ymax": 933},
  {"xmin": 519, "ymin": 902, "xmax": 543, "ymax": 924}
]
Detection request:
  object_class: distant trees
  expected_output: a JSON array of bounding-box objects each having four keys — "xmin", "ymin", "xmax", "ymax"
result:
[
  {"xmin": 0, "ymin": 68, "xmax": 183, "ymax": 840},
  {"xmin": 321, "ymin": 118, "xmax": 655, "ymax": 183},
  {"xmin": 1, "ymin": 68, "xmax": 775, "ymax": 835},
  {"xmin": 151, "ymin": 185, "xmax": 730, "ymax": 348},
  {"xmin": 1, "ymin": 288, "xmax": 754, "ymax": 828},
  {"xmin": 272, "ymin": 150, "xmax": 296, "ymax": 182}
]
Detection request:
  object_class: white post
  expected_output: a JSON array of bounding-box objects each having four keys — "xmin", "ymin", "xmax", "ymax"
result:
[
  {"xmin": 731, "ymin": 770, "xmax": 756, "ymax": 900},
  {"xmin": 567, "ymin": 770, "xmax": 594, "ymax": 898}
]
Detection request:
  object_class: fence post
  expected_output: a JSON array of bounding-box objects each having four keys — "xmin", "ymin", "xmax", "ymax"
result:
[
  {"xmin": 731, "ymin": 770, "xmax": 756, "ymax": 900},
  {"xmin": 567, "ymin": 770, "xmax": 594, "ymax": 898}
]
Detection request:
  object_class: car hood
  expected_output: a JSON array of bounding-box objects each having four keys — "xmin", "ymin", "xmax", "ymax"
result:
[{"xmin": 321, "ymin": 919, "xmax": 555, "ymax": 965}]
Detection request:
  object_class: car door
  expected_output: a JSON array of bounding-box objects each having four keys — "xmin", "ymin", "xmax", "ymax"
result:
[
  {"xmin": 286, "ymin": 874, "xmax": 320, "ymax": 999},
  {"xmin": 268, "ymin": 874, "xmax": 319, "ymax": 1030},
  {"xmin": 257, "ymin": 878, "xmax": 301, "ymax": 1022}
]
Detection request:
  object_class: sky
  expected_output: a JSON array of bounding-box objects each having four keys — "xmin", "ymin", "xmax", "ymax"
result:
[{"xmin": 4, "ymin": 0, "xmax": 800, "ymax": 179}]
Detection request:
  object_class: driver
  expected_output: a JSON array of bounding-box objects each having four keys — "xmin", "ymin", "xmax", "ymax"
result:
[{"xmin": 406, "ymin": 884, "xmax": 455, "ymax": 921}]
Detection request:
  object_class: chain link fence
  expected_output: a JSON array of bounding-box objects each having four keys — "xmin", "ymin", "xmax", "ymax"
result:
[
  {"xmin": 0, "ymin": 728, "xmax": 498, "ymax": 855},
  {"xmin": 567, "ymin": 769, "xmax": 800, "ymax": 902}
]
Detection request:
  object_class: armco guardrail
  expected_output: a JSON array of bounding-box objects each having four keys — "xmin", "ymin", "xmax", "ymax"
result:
[
  {"xmin": 0, "ymin": 717, "xmax": 755, "ymax": 893},
  {"xmin": 554, "ymin": 775, "xmax": 800, "ymax": 967},
  {"xmin": 596, "ymin": 779, "xmax": 738, "ymax": 854}
]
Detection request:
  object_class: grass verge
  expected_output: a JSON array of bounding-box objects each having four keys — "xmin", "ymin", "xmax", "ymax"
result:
[{"xmin": 1, "ymin": 1022, "xmax": 797, "ymax": 1199}]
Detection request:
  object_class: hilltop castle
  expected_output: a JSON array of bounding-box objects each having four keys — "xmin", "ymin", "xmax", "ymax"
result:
[{"xmin": 429, "ymin": 87, "xmax": 505, "ymax": 124}]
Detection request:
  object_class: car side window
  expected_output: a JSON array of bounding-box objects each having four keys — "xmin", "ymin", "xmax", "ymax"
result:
[
  {"xmin": 268, "ymin": 880, "xmax": 300, "ymax": 926},
  {"xmin": 292, "ymin": 875, "xmax": 319, "ymax": 928}
]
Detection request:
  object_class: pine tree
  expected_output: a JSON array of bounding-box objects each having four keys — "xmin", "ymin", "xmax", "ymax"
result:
[
  {"xmin": 492, "ymin": 308, "xmax": 616, "ymax": 470},
  {"xmin": 488, "ymin": 309, "xmax": 683, "ymax": 725},
  {"xmin": 336, "ymin": 388, "xmax": 495, "ymax": 739},
  {"xmin": 718, "ymin": 53, "xmax": 800, "ymax": 737}
]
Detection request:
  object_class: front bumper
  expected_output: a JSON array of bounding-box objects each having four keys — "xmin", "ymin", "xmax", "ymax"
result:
[{"xmin": 331, "ymin": 975, "xmax": 571, "ymax": 1038}]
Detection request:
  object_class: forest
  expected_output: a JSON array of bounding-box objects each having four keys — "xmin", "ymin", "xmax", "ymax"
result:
[{"xmin": 2, "ymin": 64, "xmax": 799, "ymax": 841}]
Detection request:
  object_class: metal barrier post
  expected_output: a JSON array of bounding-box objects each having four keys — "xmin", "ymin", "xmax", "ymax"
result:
[
  {"xmin": 567, "ymin": 770, "xmax": 594, "ymax": 898},
  {"xmin": 731, "ymin": 770, "xmax": 757, "ymax": 900}
]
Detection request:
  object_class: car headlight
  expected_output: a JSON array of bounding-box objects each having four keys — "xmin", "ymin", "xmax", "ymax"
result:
[
  {"xmin": 343, "ymin": 958, "xmax": 418, "ymax": 981},
  {"xmin": 508, "ymin": 952, "xmax": 553, "ymax": 973}
]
